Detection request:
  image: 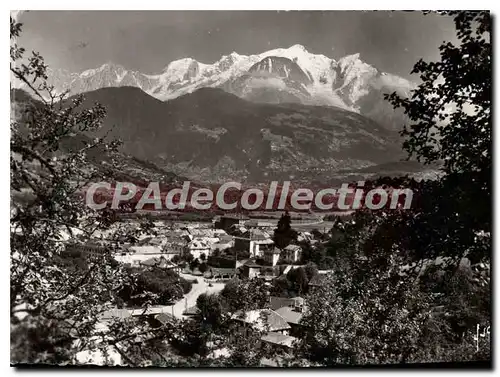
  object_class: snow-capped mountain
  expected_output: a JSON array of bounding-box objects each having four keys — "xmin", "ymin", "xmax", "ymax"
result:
[{"xmin": 14, "ymin": 44, "xmax": 415, "ymax": 129}]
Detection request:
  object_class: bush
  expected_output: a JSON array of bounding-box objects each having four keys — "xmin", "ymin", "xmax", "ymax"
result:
[
  {"xmin": 199, "ymin": 263, "xmax": 208, "ymax": 273},
  {"xmin": 119, "ymin": 267, "xmax": 193, "ymax": 307}
]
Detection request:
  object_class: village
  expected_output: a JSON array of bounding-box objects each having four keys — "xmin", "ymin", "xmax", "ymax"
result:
[{"xmin": 65, "ymin": 212, "xmax": 335, "ymax": 365}]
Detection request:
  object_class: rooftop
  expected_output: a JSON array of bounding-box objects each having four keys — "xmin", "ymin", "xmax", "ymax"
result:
[
  {"xmin": 129, "ymin": 307, "xmax": 172, "ymax": 317},
  {"xmin": 231, "ymin": 309, "xmax": 291, "ymax": 332},
  {"xmin": 128, "ymin": 245, "xmax": 162, "ymax": 254},
  {"xmin": 221, "ymin": 214, "xmax": 250, "ymax": 220},
  {"xmin": 284, "ymin": 244, "xmax": 302, "ymax": 252},
  {"xmin": 261, "ymin": 332, "xmax": 298, "ymax": 348},
  {"xmin": 99, "ymin": 308, "xmax": 132, "ymax": 321},
  {"xmin": 269, "ymin": 296, "xmax": 304, "ymax": 311},
  {"xmin": 243, "ymin": 260, "xmax": 263, "ymax": 269},
  {"xmin": 140, "ymin": 257, "xmax": 179, "ymax": 269},
  {"xmin": 155, "ymin": 312, "xmax": 176, "ymax": 325},
  {"xmin": 188, "ymin": 240, "xmax": 210, "ymax": 249},
  {"xmin": 275, "ymin": 306, "xmax": 305, "ymax": 325},
  {"xmin": 247, "ymin": 229, "xmax": 272, "ymax": 241}
]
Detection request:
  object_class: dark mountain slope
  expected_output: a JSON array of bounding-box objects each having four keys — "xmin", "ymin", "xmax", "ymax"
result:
[
  {"xmin": 10, "ymin": 88, "xmax": 186, "ymax": 185},
  {"xmin": 74, "ymin": 86, "xmax": 408, "ymax": 183}
]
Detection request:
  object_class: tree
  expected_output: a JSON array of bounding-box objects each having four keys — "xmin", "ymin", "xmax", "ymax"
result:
[
  {"xmin": 118, "ymin": 267, "xmax": 191, "ymax": 307},
  {"xmin": 10, "ymin": 18, "xmax": 163, "ymax": 365},
  {"xmin": 294, "ymin": 11, "xmax": 491, "ymax": 365},
  {"xmin": 304, "ymin": 262, "xmax": 318, "ymax": 281},
  {"xmin": 198, "ymin": 263, "xmax": 208, "ymax": 274},
  {"xmin": 171, "ymin": 254, "xmax": 183, "ymax": 266},
  {"xmin": 220, "ymin": 278, "xmax": 269, "ymax": 313},
  {"xmin": 296, "ymin": 263, "xmax": 433, "ymax": 365},
  {"xmin": 385, "ymin": 10, "xmax": 491, "ymax": 265},
  {"xmin": 273, "ymin": 211, "xmax": 298, "ymax": 250},
  {"xmin": 196, "ymin": 293, "xmax": 226, "ymax": 329},
  {"xmin": 189, "ymin": 258, "xmax": 200, "ymax": 271},
  {"xmin": 286, "ymin": 267, "xmax": 309, "ymax": 296}
]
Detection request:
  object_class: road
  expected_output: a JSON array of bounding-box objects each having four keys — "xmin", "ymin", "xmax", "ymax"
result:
[{"xmin": 162, "ymin": 273, "xmax": 225, "ymax": 319}]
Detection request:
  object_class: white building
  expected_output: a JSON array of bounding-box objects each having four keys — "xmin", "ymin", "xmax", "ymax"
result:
[
  {"xmin": 185, "ymin": 239, "xmax": 212, "ymax": 260},
  {"xmin": 263, "ymin": 248, "xmax": 282, "ymax": 266},
  {"xmin": 113, "ymin": 245, "xmax": 164, "ymax": 266},
  {"xmin": 283, "ymin": 244, "xmax": 302, "ymax": 262}
]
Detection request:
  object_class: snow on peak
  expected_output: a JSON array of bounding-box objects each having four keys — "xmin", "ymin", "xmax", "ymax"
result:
[
  {"xmin": 163, "ymin": 58, "xmax": 197, "ymax": 72},
  {"xmin": 258, "ymin": 45, "xmax": 335, "ymax": 85},
  {"xmin": 337, "ymin": 53, "xmax": 364, "ymax": 71},
  {"xmin": 31, "ymin": 43, "xmax": 416, "ymax": 117},
  {"xmin": 80, "ymin": 62, "xmax": 125, "ymax": 78},
  {"xmin": 287, "ymin": 44, "xmax": 308, "ymax": 52},
  {"xmin": 160, "ymin": 58, "xmax": 201, "ymax": 84}
]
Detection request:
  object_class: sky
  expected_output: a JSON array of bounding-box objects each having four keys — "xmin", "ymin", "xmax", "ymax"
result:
[{"xmin": 15, "ymin": 11, "xmax": 457, "ymax": 79}]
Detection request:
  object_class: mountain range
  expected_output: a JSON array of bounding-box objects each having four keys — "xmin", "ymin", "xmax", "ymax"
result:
[
  {"xmin": 12, "ymin": 44, "xmax": 441, "ymax": 185},
  {"xmin": 69, "ymin": 86, "xmax": 440, "ymax": 184},
  {"xmin": 13, "ymin": 44, "xmax": 414, "ymax": 131}
]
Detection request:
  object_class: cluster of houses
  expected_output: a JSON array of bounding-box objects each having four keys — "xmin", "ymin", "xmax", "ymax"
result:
[
  {"xmin": 67, "ymin": 214, "xmax": 317, "ymax": 278},
  {"xmin": 69, "ymin": 213, "xmax": 328, "ymax": 366},
  {"xmin": 93, "ymin": 294, "xmax": 308, "ymax": 366},
  {"xmin": 181, "ymin": 294, "xmax": 309, "ymax": 365}
]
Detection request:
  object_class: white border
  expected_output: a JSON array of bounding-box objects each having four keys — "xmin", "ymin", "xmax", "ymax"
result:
[{"xmin": 3, "ymin": 4, "xmax": 498, "ymax": 376}]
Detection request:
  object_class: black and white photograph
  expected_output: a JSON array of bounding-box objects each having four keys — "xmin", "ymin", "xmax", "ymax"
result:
[{"xmin": 9, "ymin": 10, "xmax": 491, "ymax": 367}]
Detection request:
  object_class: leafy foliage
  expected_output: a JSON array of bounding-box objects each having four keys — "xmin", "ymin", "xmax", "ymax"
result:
[
  {"xmin": 118, "ymin": 267, "xmax": 192, "ymax": 307},
  {"xmin": 297, "ymin": 261, "xmax": 432, "ymax": 365},
  {"xmin": 384, "ymin": 10, "xmax": 491, "ymax": 264},
  {"xmin": 10, "ymin": 18, "xmax": 163, "ymax": 365},
  {"xmin": 293, "ymin": 11, "xmax": 491, "ymax": 366},
  {"xmin": 220, "ymin": 278, "xmax": 270, "ymax": 313}
]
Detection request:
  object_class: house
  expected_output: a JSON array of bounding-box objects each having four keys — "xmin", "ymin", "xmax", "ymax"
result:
[
  {"xmin": 234, "ymin": 229, "xmax": 274, "ymax": 258},
  {"xmin": 137, "ymin": 236, "xmax": 163, "ymax": 247},
  {"xmin": 162, "ymin": 241, "xmax": 184, "ymax": 259},
  {"xmin": 297, "ymin": 231, "xmax": 314, "ymax": 243},
  {"xmin": 269, "ymin": 296, "xmax": 304, "ymax": 311},
  {"xmin": 229, "ymin": 224, "xmax": 248, "ymax": 236},
  {"xmin": 244, "ymin": 219, "xmax": 274, "ymax": 229},
  {"xmin": 145, "ymin": 312, "xmax": 177, "ymax": 328},
  {"xmin": 187, "ymin": 228, "xmax": 217, "ymax": 239},
  {"xmin": 65, "ymin": 240, "xmax": 110, "ymax": 259},
  {"xmin": 139, "ymin": 256, "xmax": 180, "ymax": 273},
  {"xmin": 283, "ymin": 244, "xmax": 302, "ymax": 263},
  {"xmin": 241, "ymin": 260, "xmax": 263, "ymax": 279},
  {"xmin": 114, "ymin": 245, "xmax": 165, "ymax": 266},
  {"xmin": 244, "ymin": 219, "xmax": 259, "ymax": 228},
  {"xmin": 275, "ymin": 303, "xmax": 306, "ymax": 337},
  {"xmin": 308, "ymin": 274, "xmax": 327, "ymax": 292},
  {"xmin": 206, "ymin": 267, "xmax": 238, "ymax": 280},
  {"xmin": 210, "ymin": 236, "xmax": 234, "ymax": 253},
  {"xmin": 263, "ymin": 248, "xmax": 281, "ymax": 267},
  {"xmin": 261, "ymin": 332, "xmax": 298, "ymax": 350},
  {"xmin": 215, "ymin": 214, "xmax": 249, "ymax": 232},
  {"xmin": 185, "ymin": 239, "xmax": 211, "ymax": 260},
  {"xmin": 231, "ymin": 309, "xmax": 291, "ymax": 334}
]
